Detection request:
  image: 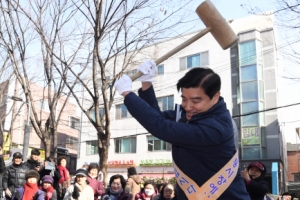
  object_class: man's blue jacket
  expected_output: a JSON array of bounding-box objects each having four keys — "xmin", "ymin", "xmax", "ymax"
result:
[{"xmin": 124, "ymin": 86, "xmax": 250, "ymax": 200}]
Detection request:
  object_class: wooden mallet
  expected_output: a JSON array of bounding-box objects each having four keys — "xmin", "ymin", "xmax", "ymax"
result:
[{"xmin": 130, "ymin": 0, "xmax": 238, "ymax": 81}]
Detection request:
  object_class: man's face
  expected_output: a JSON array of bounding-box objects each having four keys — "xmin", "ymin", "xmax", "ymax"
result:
[
  {"xmin": 13, "ymin": 157, "xmax": 22, "ymax": 165},
  {"xmin": 31, "ymin": 154, "xmax": 39, "ymax": 161},
  {"xmin": 181, "ymin": 87, "xmax": 220, "ymax": 120}
]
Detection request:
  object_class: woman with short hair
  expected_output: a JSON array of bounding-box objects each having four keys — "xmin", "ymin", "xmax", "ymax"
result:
[
  {"xmin": 101, "ymin": 174, "xmax": 131, "ymax": 200},
  {"xmin": 57, "ymin": 156, "xmax": 70, "ymax": 200},
  {"xmin": 86, "ymin": 163, "xmax": 104, "ymax": 200}
]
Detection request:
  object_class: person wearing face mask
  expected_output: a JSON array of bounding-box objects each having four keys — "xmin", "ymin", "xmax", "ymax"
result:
[
  {"xmin": 241, "ymin": 162, "xmax": 269, "ymax": 200},
  {"xmin": 135, "ymin": 180, "xmax": 157, "ymax": 200},
  {"xmin": 86, "ymin": 163, "xmax": 104, "ymax": 200}
]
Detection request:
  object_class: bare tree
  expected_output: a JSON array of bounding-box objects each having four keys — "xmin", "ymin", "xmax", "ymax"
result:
[
  {"xmin": 0, "ymin": 0, "xmax": 80, "ymax": 158},
  {"xmin": 4, "ymin": 0, "xmax": 195, "ymax": 183}
]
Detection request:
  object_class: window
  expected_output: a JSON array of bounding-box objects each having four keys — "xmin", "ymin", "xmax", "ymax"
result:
[
  {"xmin": 115, "ymin": 104, "xmax": 131, "ymax": 119},
  {"xmin": 115, "ymin": 137, "xmax": 136, "ymax": 153},
  {"xmin": 243, "ymin": 147, "xmax": 260, "ymax": 159},
  {"xmin": 241, "ymin": 102, "xmax": 259, "ymax": 126},
  {"xmin": 240, "ymin": 65, "xmax": 257, "ymax": 81},
  {"xmin": 69, "ymin": 116, "xmax": 80, "ymax": 130},
  {"xmin": 147, "ymin": 136, "xmax": 171, "ymax": 151},
  {"xmin": 241, "ymin": 82, "xmax": 258, "ymax": 101},
  {"xmin": 294, "ymin": 174, "xmax": 300, "ymax": 182},
  {"xmin": 239, "ymin": 41, "xmax": 256, "ymax": 66},
  {"xmin": 86, "ymin": 141, "xmax": 98, "ymax": 155},
  {"xmin": 157, "ymin": 95, "xmax": 174, "ymax": 111},
  {"xmin": 90, "ymin": 108, "xmax": 105, "ymax": 121},
  {"xmin": 66, "ymin": 136, "xmax": 78, "ymax": 150},
  {"xmin": 179, "ymin": 51, "xmax": 209, "ymax": 71},
  {"xmin": 157, "ymin": 65, "xmax": 164, "ymax": 75},
  {"xmin": 39, "ymin": 100, "xmax": 50, "ymax": 112}
]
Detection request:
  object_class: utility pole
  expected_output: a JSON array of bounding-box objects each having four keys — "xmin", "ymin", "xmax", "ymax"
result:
[{"xmin": 11, "ymin": 96, "xmax": 31, "ymax": 160}]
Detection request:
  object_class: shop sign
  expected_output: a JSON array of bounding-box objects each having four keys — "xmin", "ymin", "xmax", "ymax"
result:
[
  {"xmin": 242, "ymin": 127, "xmax": 260, "ymax": 145},
  {"xmin": 140, "ymin": 159, "xmax": 172, "ymax": 167},
  {"xmin": 107, "ymin": 160, "xmax": 135, "ymax": 168}
]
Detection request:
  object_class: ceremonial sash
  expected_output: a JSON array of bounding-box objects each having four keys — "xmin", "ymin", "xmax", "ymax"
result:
[{"xmin": 173, "ymin": 151, "xmax": 239, "ymax": 200}]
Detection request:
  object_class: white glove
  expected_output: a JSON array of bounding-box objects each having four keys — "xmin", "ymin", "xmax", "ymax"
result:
[
  {"xmin": 137, "ymin": 60, "xmax": 157, "ymax": 82},
  {"xmin": 114, "ymin": 74, "xmax": 132, "ymax": 95}
]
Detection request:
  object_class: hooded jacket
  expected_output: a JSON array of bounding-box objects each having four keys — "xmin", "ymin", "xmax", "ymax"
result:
[
  {"xmin": 124, "ymin": 86, "xmax": 250, "ymax": 200},
  {"xmin": 126, "ymin": 175, "xmax": 141, "ymax": 200},
  {"xmin": 245, "ymin": 163, "xmax": 269, "ymax": 200}
]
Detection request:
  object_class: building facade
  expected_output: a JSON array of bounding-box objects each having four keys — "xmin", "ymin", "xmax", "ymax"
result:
[
  {"xmin": 77, "ymin": 13, "xmax": 286, "ymax": 192},
  {"xmin": 0, "ymin": 79, "xmax": 80, "ymax": 173}
]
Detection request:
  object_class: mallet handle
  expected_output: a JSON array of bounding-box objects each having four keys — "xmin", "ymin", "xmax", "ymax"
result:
[{"xmin": 130, "ymin": 27, "xmax": 211, "ymax": 81}]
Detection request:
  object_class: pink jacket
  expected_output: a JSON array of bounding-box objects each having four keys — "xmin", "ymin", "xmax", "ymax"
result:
[{"xmin": 87, "ymin": 176, "xmax": 104, "ymax": 200}]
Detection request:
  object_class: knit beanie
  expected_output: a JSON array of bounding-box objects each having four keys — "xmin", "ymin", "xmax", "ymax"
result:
[
  {"xmin": 25, "ymin": 170, "xmax": 40, "ymax": 180},
  {"xmin": 127, "ymin": 167, "xmax": 137, "ymax": 176},
  {"xmin": 42, "ymin": 175, "xmax": 54, "ymax": 184}
]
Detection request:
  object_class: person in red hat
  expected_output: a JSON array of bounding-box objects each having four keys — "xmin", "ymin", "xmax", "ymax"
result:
[{"xmin": 241, "ymin": 162, "xmax": 269, "ymax": 200}]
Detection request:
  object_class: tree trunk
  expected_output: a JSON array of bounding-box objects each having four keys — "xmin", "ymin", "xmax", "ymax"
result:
[
  {"xmin": 99, "ymin": 137, "xmax": 109, "ymax": 187},
  {"xmin": 45, "ymin": 137, "xmax": 51, "ymax": 159}
]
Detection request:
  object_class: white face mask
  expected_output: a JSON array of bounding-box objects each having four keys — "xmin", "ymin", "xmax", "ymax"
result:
[{"xmin": 144, "ymin": 189, "xmax": 155, "ymax": 196}]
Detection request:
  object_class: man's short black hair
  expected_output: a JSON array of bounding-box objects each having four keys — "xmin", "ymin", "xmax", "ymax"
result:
[
  {"xmin": 177, "ymin": 67, "xmax": 221, "ymax": 99},
  {"xmin": 31, "ymin": 148, "xmax": 40, "ymax": 156}
]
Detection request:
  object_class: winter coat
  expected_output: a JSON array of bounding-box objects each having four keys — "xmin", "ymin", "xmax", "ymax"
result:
[
  {"xmin": 134, "ymin": 188, "xmax": 157, "ymax": 200},
  {"xmin": 42, "ymin": 189, "xmax": 57, "ymax": 200},
  {"xmin": 87, "ymin": 176, "xmax": 104, "ymax": 200},
  {"xmin": 124, "ymin": 86, "xmax": 251, "ymax": 200},
  {"xmin": 12, "ymin": 187, "xmax": 45, "ymax": 200},
  {"xmin": 126, "ymin": 175, "xmax": 141, "ymax": 200},
  {"xmin": 152, "ymin": 195, "xmax": 178, "ymax": 200},
  {"xmin": 2, "ymin": 163, "xmax": 29, "ymax": 198},
  {"xmin": 24, "ymin": 158, "xmax": 42, "ymax": 170},
  {"xmin": 39, "ymin": 167, "xmax": 61, "ymax": 189},
  {"xmin": 0, "ymin": 156, "xmax": 6, "ymax": 173},
  {"xmin": 101, "ymin": 190, "xmax": 131, "ymax": 200},
  {"xmin": 245, "ymin": 163, "xmax": 269, "ymax": 200},
  {"xmin": 63, "ymin": 183, "xmax": 94, "ymax": 200}
]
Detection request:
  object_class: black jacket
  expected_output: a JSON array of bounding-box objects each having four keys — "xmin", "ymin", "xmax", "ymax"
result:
[
  {"xmin": 245, "ymin": 163, "xmax": 269, "ymax": 200},
  {"xmin": 152, "ymin": 195, "xmax": 178, "ymax": 200},
  {"xmin": 24, "ymin": 158, "xmax": 40, "ymax": 170},
  {"xmin": 2, "ymin": 163, "xmax": 29, "ymax": 196},
  {"xmin": 39, "ymin": 167, "xmax": 61, "ymax": 189},
  {"xmin": 0, "ymin": 156, "xmax": 5, "ymax": 173}
]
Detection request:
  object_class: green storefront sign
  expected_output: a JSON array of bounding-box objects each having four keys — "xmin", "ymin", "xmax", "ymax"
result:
[{"xmin": 140, "ymin": 159, "xmax": 172, "ymax": 167}]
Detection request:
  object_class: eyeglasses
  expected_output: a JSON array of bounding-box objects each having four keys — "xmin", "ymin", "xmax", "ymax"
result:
[{"xmin": 164, "ymin": 189, "xmax": 173, "ymax": 193}]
